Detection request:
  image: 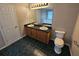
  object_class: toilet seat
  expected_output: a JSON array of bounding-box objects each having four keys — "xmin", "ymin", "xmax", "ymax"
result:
[{"xmin": 55, "ymin": 38, "xmax": 64, "ymax": 46}]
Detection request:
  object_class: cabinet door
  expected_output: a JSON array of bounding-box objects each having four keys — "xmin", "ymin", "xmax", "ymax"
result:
[
  {"xmin": 37, "ymin": 30, "xmax": 50, "ymax": 44},
  {"xmin": 31, "ymin": 29, "xmax": 37, "ymax": 38},
  {"xmin": 24, "ymin": 27, "xmax": 29, "ymax": 36},
  {"xmin": 37, "ymin": 30, "xmax": 46, "ymax": 43},
  {"xmin": 0, "ymin": 4, "xmax": 21, "ymax": 45},
  {"xmin": 44, "ymin": 32, "xmax": 50, "ymax": 44},
  {"xmin": 26, "ymin": 27, "xmax": 32, "ymax": 36}
]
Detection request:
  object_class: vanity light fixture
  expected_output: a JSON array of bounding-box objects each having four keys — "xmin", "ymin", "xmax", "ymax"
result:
[{"xmin": 30, "ymin": 3, "xmax": 48, "ymax": 9}]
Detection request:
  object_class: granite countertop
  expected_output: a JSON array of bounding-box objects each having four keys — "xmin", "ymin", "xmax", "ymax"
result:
[{"xmin": 24, "ymin": 24, "xmax": 52, "ymax": 33}]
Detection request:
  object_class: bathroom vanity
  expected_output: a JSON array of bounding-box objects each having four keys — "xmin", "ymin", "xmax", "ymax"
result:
[{"xmin": 24, "ymin": 23, "xmax": 52, "ymax": 44}]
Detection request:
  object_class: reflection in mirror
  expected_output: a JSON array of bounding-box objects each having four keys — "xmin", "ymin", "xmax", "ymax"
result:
[{"xmin": 35, "ymin": 8, "xmax": 54, "ymax": 25}]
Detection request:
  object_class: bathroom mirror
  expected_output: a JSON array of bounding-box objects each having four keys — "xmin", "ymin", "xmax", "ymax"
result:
[{"xmin": 29, "ymin": 3, "xmax": 54, "ymax": 28}]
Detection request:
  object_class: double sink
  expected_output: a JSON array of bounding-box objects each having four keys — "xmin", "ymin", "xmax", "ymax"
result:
[{"xmin": 27, "ymin": 24, "xmax": 49, "ymax": 30}]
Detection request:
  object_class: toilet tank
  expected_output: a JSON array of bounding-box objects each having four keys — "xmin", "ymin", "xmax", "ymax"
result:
[{"xmin": 55, "ymin": 30, "xmax": 65, "ymax": 39}]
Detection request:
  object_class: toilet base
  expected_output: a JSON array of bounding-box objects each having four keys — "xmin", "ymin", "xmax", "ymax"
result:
[{"xmin": 54, "ymin": 46, "xmax": 62, "ymax": 54}]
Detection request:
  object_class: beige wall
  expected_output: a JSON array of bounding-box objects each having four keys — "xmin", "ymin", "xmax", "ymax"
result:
[
  {"xmin": 52, "ymin": 4, "xmax": 79, "ymax": 45},
  {"xmin": 14, "ymin": 4, "xmax": 36, "ymax": 36}
]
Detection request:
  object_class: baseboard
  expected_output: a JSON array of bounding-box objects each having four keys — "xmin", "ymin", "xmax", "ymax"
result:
[
  {"xmin": 0, "ymin": 36, "xmax": 24, "ymax": 51},
  {"xmin": 65, "ymin": 43, "xmax": 70, "ymax": 47},
  {"xmin": 69, "ymin": 48, "xmax": 73, "ymax": 56},
  {"xmin": 65, "ymin": 43, "xmax": 73, "ymax": 56}
]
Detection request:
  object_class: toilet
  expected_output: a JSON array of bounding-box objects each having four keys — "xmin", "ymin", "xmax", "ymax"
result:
[{"xmin": 54, "ymin": 30, "xmax": 65, "ymax": 54}]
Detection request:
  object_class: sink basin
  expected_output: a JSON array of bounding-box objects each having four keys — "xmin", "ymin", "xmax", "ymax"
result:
[
  {"xmin": 43, "ymin": 24, "xmax": 51, "ymax": 27},
  {"xmin": 27, "ymin": 24, "xmax": 34, "ymax": 27},
  {"xmin": 34, "ymin": 23, "xmax": 38, "ymax": 25},
  {"xmin": 39, "ymin": 26, "xmax": 48, "ymax": 30}
]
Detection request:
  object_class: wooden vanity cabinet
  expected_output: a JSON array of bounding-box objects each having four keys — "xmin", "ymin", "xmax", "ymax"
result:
[{"xmin": 24, "ymin": 26, "xmax": 51, "ymax": 44}]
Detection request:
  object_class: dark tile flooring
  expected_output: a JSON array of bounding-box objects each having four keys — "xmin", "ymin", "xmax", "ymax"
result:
[{"xmin": 0, "ymin": 36, "xmax": 70, "ymax": 56}]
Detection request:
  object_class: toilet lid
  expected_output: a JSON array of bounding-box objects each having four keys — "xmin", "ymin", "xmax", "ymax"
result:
[{"xmin": 55, "ymin": 38, "xmax": 64, "ymax": 46}]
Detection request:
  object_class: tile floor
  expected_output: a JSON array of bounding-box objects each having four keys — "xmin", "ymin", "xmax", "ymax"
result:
[{"xmin": 0, "ymin": 36, "xmax": 70, "ymax": 56}]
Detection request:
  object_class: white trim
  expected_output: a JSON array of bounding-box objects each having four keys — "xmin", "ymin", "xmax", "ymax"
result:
[
  {"xmin": 65, "ymin": 43, "xmax": 70, "ymax": 47},
  {"xmin": 65, "ymin": 43, "xmax": 72, "ymax": 56},
  {"xmin": 0, "ymin": 36, "xmax": 24, "ymax": 50},
  {"xmin": 70, "ymin": 48, "xmax": 73, "ymax": 56}
]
